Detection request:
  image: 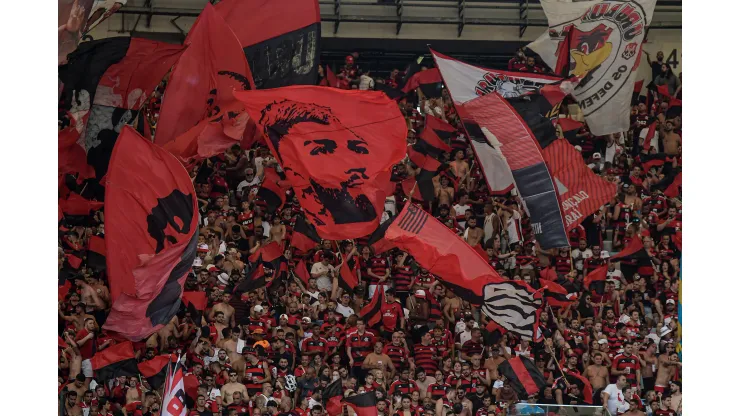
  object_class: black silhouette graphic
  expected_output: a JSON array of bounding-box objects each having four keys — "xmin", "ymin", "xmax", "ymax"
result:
[
  {"xmin": 144, "ymin": 190, "xmax": 198, "ymax": 326},
  {"xmin": 258, "ymin": 100, "xmax": 376, "ymax": 226}
]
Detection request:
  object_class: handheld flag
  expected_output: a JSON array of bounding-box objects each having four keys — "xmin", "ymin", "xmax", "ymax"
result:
[{"xmin": 497, "ymin": 356, "xmax": 547, "ymax": 399}]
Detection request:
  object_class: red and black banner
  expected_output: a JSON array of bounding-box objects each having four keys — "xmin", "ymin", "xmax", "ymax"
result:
[
  {"xmin": 235, "ymin": 86, "xmax": 407, "ymax": 240},
  {"xmin": 664, "ymin": 172, "xmax": 682, "ymax": 198},
  {"xmin": 156, "ymin": 3, "xmax": 253, "ymax": 149},
  {"xmin": 538, "ymin": 279, "xmax": 576, "ymax": 308},
  {"xmin": 557, "ymin": 118, "xmax": 583, "ymax": 142},
  {"xmin": 366, "ymin": 219, "xmax": 396, "ymax": 255},
  {"xmin": 343, "ymin": 391, "xmax": 378, "ymax": 416},
  {"xmin": 497, "ymin": 356, "xmax": 546, "ymax": 398},
  {"xmin": 359, "ymin": 284, "xmax": 383, "ymax": 328},
  {"xmin": 385, "ymin": 203, "xmax": 542, "ymax": 339},
  {"xmin": 294, "ymin": 258, "xmax": 311, "ymax": 287},
  {"xmin": 375, "ymin": 82, "xmax": 405, "ymax": 100},
  {"xmin": 666, "ymin": 98, "xmax": 682, "ymax": 119},
  {"xmin": 584, "ymin": 265, "xmax": 608, "ymax": 295},
  {"xmin": 425, "ymin": 115, "xmax": 458, "ymax": 143},
  {"xmin": 402, "ymin": 68, "xmax": 443, "ymax": 98},
  {"xmin": 215, "ymin": 0, "xmax": 320, "ymax": 89},
  {"xmin": 638, "ymin": 153, "xmax": 674, "ymax": 170},
  {"xmin": 182, "ymin": 291, "xmax": 208, "ymax": 326},
  {"xmin": 415, "ymin": 121, "xmax": 452, "ymax": 160},
  {"xmin": 290, "ymin": 216, "xmax": 322, "ymax": 253},
  {"xmin": 642, "ymin": 121, "xmax": 657, "ymax": 152},
  {"xmin": 138, "ymin": 354, "xmax": 176, "ymax": 389},
  {"xmin": 610, "ymin": 235, "xmax": 654, "ymax": 281},
  {"xmin": 239, "ymin": 241, "xmax": 286, "ymax": 293},
  {"xmin": 87, "ymin": 235, "xmax": 106, "ymax": 272},
  {"xmin": 103, "ymin": 126, "xmax": 199, "ymax": 341},
  {"xmin": 59, "ymin": 194, "xmax": 104, "ymax": 226},
  {"xmin": 257, "ymin": 166, "xmax": 288, "ymax": 213},
  {"xmin": 91, "ymin": 341, "xmax": 139, "ymax": 382},
  {"xmin": 555, "ymin": 373, "xmax": 594, "ymax": 405},
  {"xmin": 58, "ymin": 37, "xmax": 185, "ymax": 181},
  {"xmin": 338, "ymin": 259, "xmax": 359, "ymax": 293},
  {"xmin": 407, "ymin": 147, "xmax": 445, "ymax": 202},
  {"xmin": 633, "ymin": 80, "xmax": 644, "ymax": 105}
]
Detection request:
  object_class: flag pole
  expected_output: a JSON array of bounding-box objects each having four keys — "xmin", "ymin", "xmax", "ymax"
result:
[
  {"xmin": 160, "ymin": 355, "xmax": 172, "ymax": 412},
  {"xmin": 546, "ymin": 305, "xmax": 571, "ymax": 388},
  {"xmin": 408, "ymin": 181, "xmax": 418, "ymax": 200}
]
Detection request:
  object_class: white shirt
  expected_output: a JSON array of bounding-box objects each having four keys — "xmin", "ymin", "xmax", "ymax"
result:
[
  {"xmin": 453, "ymin": 203, "xmax": 471, "ymax": 229},
  {"xmin": 571, "ymin": 248, "xmax": 593, "ymax": 271},
  {"xmin": 604, "ymin": 142, "xmax": 622, "ymax": 164},
  {"xmin": 603, "ymin": 384, "xmax": 629, "ymax": 415},
  {"xmin": 483, "ymin": 213, "xmax": 498, "ymax": 244},
  {"xmin": 358, "ymin": 74, "xmax": 375, "ymax": 91},
  {"xmin": 310, "ymin": 262, "xmax": 335, "ymax": 291},
  {"xmin": 237, "ymin": 176, "xmax": 262, "ymax": 195},
  {"xmin": 506, "ymin": 210, "xmax": 522, "ymax": 245},
  {"xmin": 336, "ymin": 303, "xmax": 355, "ymax": 318}
]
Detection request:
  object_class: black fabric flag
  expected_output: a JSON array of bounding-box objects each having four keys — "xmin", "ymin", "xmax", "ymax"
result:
[
  {"xmin": 86, "ymin": 235, "xmax": 106, "ymax": 272},
  {"xmin": 138, "ymin": 355, "xmax": 175, "ymax": 389},
  {"xmin": 91, "ymin": 341, "xmax": 139, "ymax": 382},
  {"xmin": 497, "ymin": 356, "xmax": 547, "ymax": 399},
  {"xmin": 343, "ymin": 391, "xmax": 378, "ymax": 416},
  {"xmin": 290, "ymin": 216, "xmax": 322, "ymax": 253}
]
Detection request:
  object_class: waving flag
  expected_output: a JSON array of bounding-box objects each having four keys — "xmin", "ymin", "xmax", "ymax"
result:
[
  {"xmin": 138, "ymin": 354, "xmax": 176, "ymax": 390},
  {"xmin": 543, "ymin": 139, "xmax": 617, "ymax": 230},
  {"xmin": 359, "ymin": 284, "xmax": 383, "ymax": 328},
  {"xmin": 91, "ymin": 341, "xmax": 139, "ymax": 381},
  {"xmin": 257, "ymin": 166, "xmax": 288, "ymax": 213},
  {"xmin": 290, "ymin": 216, "xmax": 322, "ymax": 253},
  {"xmin": 155, "ymin": 3, "xmax": 253, "ymax": 148},
  {"xmin": 425, "ymin": 115, "xmax": 458, "ymax": 143},
  {"xmin": 539, "ymin": 279, "xmax": 577, "ymax": 308},
  {"xmin": 103, "ymin": 126, "xmax": 198, "ymax": 341},
  {"xmin": 402, "ymin": 68, "xmax": 443, "ymax": 98},
  {"xmin": 215, "ymin": 0, "xmax": 320, "ymax": 89},
  {"xmin": 497, "ymin": 357, "xmax": 547, "ymax": 399},
  {"xmin": 432, "ymin": 49, "xmax": 569, "ymax": 249},
  {"xmin": 343, "ymin": 392, "xmax": 378, "ymax": 416},
  {"xmin": 87, "ymin": 235, "xmax": 107, "ymax": 272},
  {"xmin": 235, "ymin": 86, "xmax": 407, "ymax": 239},
  {"xmin": 181, "ymin": 291, "xmax": 207, "ymax": 326},
  {"xmin": 527, "ymin": 0, "xmax": 657, "ymax": 135},
  {"xmin": 386, "ymin": 203, "xmax": 542, "ymax": 339},
  {"xmin": 338, "ymin": 259, "xmax": 360, "ymax": 293},
  {"xmin": 59, "ymin": 37, "xmax": 184, "ymax": 181},
  {"xmin": 162, "ymin": 361, "xmax": 187, "ymax": 416}
]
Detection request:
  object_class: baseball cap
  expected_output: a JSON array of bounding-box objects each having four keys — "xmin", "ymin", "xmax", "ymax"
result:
[
  {"xmin": 198, "ymin": 244, "xmax": 209, "ymax": 253},
  {"xmin": 592, "ymin": 152, "xmax": 602, "ymax": 160},
  {"xmin": 279, "ymin": 314, "xmax": 289, "ymax": 321},
  {"xmin": 302, "ymin": 317, "xmax": 312, "ymax": 323},
  {"xmin": 218, "ymin": 273, "xmax": 229, "ymax": 285},
  {"xmin": 253, "ymin": 305, "xmax": 264, "ymax": 313},
  {"xmin": 666, "ymin": 299, "xmax": 676, "ymax": 305},
  {"xmin": 252, "ymin": 328, "xmax": 265, "ymax": 335},
  {"xmin": 242, "ymin": 346, "xmax": 256, "ymax": 356},
  {"xmin": 206, "ymin": 264, "xmax": 218, "ymax": 272},
  {"xmin": 414, "ymin": 290, "xmax": 426, "ymax": 298}
]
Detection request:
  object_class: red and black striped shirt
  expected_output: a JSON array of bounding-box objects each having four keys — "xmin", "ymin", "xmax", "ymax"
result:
[
  {"xmin": 427, "ymin": 382, "xmax": 450, "ymax": 401},
  {"xmin": 612, "ymin": 353, "xmax": 641, "ymax": 386},
  {"xmin": 413, "ymin": 344, "xmax": 438, "ymax": 375},
  {"xmin": 392, "ymin": 264, "xmax": 414, "ymax": 292},
  {"xmin": 244, "ymin": 360, "xmax": 267, "ymax": 393},
  {"xmin": 389, "ymin": 380, "xmax": 419, "ymax": 396},
  {"xmin": 347, "ymin": 331, "xmax": 376, "ymax": 367},
  {"xmin": 367, "ymin": 256, "xmax": 390, "ymax": 285},
  {"xmin": 383, "ymin": 343, "xmax": 408, "ymax": 371}
]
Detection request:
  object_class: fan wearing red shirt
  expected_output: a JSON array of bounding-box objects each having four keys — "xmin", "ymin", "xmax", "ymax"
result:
[
  {"xmin": 301, "ymin": 324, "xmax": 329, "ymax": 358},
  {"xmin": 75, "ymin": 318, "xmax": 97, "ymax": 378},
  {"xmin": 612, "ymin": 342, "xmax": 642, "ymax": 389},
  {"xmin": 380, "ymin": 289, "xmax": 406, "ymax": 336}
]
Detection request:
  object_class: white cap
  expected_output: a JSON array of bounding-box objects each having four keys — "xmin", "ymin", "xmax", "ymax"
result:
[
  {"xmin": 597, "ymin": 338, "xmax": 608, "ymax": 345},
  {"xmin": 592, "ymin": 152, "xmax": 602, "ymax": 159},
  {"xmin": 666, "ymin": 299, "xmax": 676, "ymax": 305},
  {"xmin": 218, "ymin": 273, "xmax": 229, "ymax": 285},
  {"xmin": 253, "ymin": 305, "xmax": 264, "ymax": 313},
  {"xmin": 659, "ymin": 326, "xmax": 672, "ymax": 337},
  {"xmin": 600, "ymin": 250, "xmax": 611, "ymax": 259},
  {"xmin": 574, "ymin": 145, "xmax": 583, "ymax": 152}
]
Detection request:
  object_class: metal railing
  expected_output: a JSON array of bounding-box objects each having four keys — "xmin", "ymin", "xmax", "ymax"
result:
[{"xmin": 505, "ymin": 403, "xmax": 613, "ymax": 415}]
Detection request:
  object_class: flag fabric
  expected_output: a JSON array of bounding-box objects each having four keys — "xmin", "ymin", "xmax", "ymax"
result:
[
  {"xmin": 611, "ymin": 236, "xmax": 654, "ymax": 281},
  {"xmin": 584, "ymin": 265, "xmax": 608, "ymax": 295},
  {"xmin": 359, "ymin": 284, "xmax": 383, "ymax": 328},
  {"xmin": 642, "ymin": 121, "xmax": 658, "ymax": 152},
  {"xmin": 527, "ymin": 0, "xmax": 657, "ymax": 135},
  {"xmin": 342, "ymin": 391, "xmax": 378, "ymax": 416},
  {"xmin": 181, "ymin": 291, "xmax": 207, "ymax": 325},
  {"xmin": 325, "ymin": 65, "xmax": 339, "ymax": 88},
  {"xmin": 138, "ymin": 354, "xmax": 176, "ymax": 390},
  {"xmin": 425, "ymin": 114, "xmax": 458, "ymax": 143},
  {"xmin": 415, "ymin": 120, "xmax": 453, "ymax": 159},
  {"xmin": 87, "ymin": 235, "xmax": 106, "ymax": 272},
  {"xmin": 91, "ymin": 341, "xmax": 139, "ymax": 381},
  {"xmin": 83, "ymin": 1, "xmax": 127, "ymax": 35},
  {"xmin": 338, "ymin": 259, "xmax": 359, "ymax": 293},
  {"xmin": 375, "ymin": 82, "xmax": 405, "ymax": 100},
  {"xmin": 161, "ymin": 361, "xmax": 188, "ymax": 416},
  {"xmin": 59, "ymin": 194, "xmax": 104, "ymax": 216},
  {"xmin": 633, "ymin": 79, "xmax": 644, "ymax": 105},
  {"xmin": 103, "ymin": 126, "xmax": 199, "ymax": 341},
  {"xmin": 401, "ymin": 68, "xmax": 444, "ymax": 98},
  {"xmin": 407, "ymin": 147, "xmax": 446, "ymax": 202},
  {"xmin": 215, "ymin": 0, "xmax": 320, "ymax": 89},
  {"xmin": 385, "ymin": 203, "xmax": 542, "ymax": 339},
  {"xmin": 294, "ymin": 258, "xmax": 311, "ymax": 287},
  {"xmin": 543, "ymin": 139, "xmax": 617, "ymax": 230},
  {"xmin": 59, "ymin": 122, "xmax": 95, "ymax": 179},
  {"xmin": 257, "ymin": 166, "xmax": 287, "ymax": 213},
  {"xmin": 155, "ymin": 3, "xmax": 253, "ymax": 147},
  {"xmin": 553, "ymin": 26, "xmax": 574, "ymax": 78},
  {"xmin": 326, "ymin": 396, "xmax": 343, "ymax": 416},
  {"xmin": 557, "ymin": 118, "xmax": 583, "ymax": 142},
  {"xmin": 161, "ymin": 113, "xmax": 250, "ymax": 164},
  {"xmin": 366, "ymin": 219, "xmax": 396, "ymax": 255},
  {"xmin": 666, "ymin": 98, "xmax": 682, "ymax": 119},
  {"xmin": 664, "ymin": 171, "xmax": 682, "ymax": 198},
  {"xmin": 432, "ymin": 49, "xmax": 569, "ymax": 249},
  {"xmin": 58, "ymin": 37, "xmax": 185, "ymax": 180},
  {"xmin": 555, "ymin": 373, "xmax": 594, "ymax": 405},
  {"xmin": 239, "ymin": 242, "xmax": 286, "ymax": 293},
  {"xmin": 497, "ymin": 356, "xmax": 547, "ymax": 398},
  {"xmin": 538, "ymin": 279, "xmax": 577, "ymax": 308},
  {"xmin": 323, "ymin": 378, "xmax": 343, "ymax": 402},
  {"xmin": 234, "ymin": 86, "xmax": 407, "ymax": 240},
  {"xmin": 290, "ymin": 216, "xmax": 322, "ymax": 253},
  {"xmin": 638, "ymin": 152, "xmax": 673, "ymax": 170}
]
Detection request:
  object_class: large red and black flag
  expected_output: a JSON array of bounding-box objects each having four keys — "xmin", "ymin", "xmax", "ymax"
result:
[
  {"xmin": 86, "ymin": 235, "xmax": 106, "ymax": 272},
  {"xmin": 375, "ymin": 82, "xmax": 405, "ymax": 100},
  {"xmin": 414, "ymin": 120, "xmax": 453, "ymax": 160},
  {"xmin": 343, "ymin": 391, "xmax": 378, "ymax": 416},
  {"xmin": 257, "ymin": 166, "xmax": 288, "ymax": 213},
  {"xmin": 91, "ymin": 341, "xmax": 139, "ymax": 381},
  {"xmin": 664, "ymin": 171, "xmax": 682, "ymax": 198},
  {"xmin": 239, "ymin": 241, "xmax": 286, "ymax": 293},
  {"xmin": 215, "ymin": 0, "xmax": 320, "ymax": 89},
  {"xmin": 497, "ymin": 356, "xmax": 547, "ymax": 399},
  {"xmin": 542, "ymin": 139, "xmax": 617, "ymax": 231},
  {"xmin": 59, "ymin": 193, "xmax": 104, "ymax": 222},
  {"xmin": 538, "ymin": 279, "xmax": 577, "ymax": 308},
  {"xmin": 290, "ymin": 216, "xmax": 322, "ymax": 253},
  {"xmin": 642, "ymin": 120, "xmax": 658, "ymax": 152},
  {"xmin": 584, "ymin": 265, "xmax": 608, "ymax": 295},
  {"xmin": 235, "ymin": 86, "xmax": 407, "ymax": 240},
  {"xmin": 556, "ymin": 118, "xmax": 583, "ymax": 142},
  {"xmin": 138, "ymin": 354, "xmax": 177, "ymax": 390},
  {"xmin": 338, "ymin": 259, "xmax": 360, "ymax": 293},
  {"xmin": 385, "ymin": 203, "xmax": 542, "ymax": 339},
  {"xmin": 294, "ymin": 258, "xmax": 311, "ymax": 287},
  {"xmin": 425, "ymin": 115, "xmax": 458, "ymax": 143},
  {"xmin": 156, "ymin": 3, "xmax": 254, "ymax": 152},
  {"xmin": 366, "ymin": 219, "xmax": 396, "ymax": 255},
  {"xmin": 58, "ymin": 37, "xmax": 184, "ymax": 181},
  {"xmin": 610, "ymin": 235, "xmax": 655, "ymax": 280},
  {"xmin": 406, "ymin": 147, "xmax": 445, "ymax": 202},
  {"xmin": 638, "ymin": 152, "xmax": 674, "ymax": 170},
  {"xmin": 402, "ymin": 68, "xmax": 444, "ymax": 98},
  {"xmin": 359, "ymin": 284, "xmax": 383, "ymax": 328},
  {"xmin": 181, "ymin": 291, "xmax": 208, "ymax": 326},
  {"xmin": 633, "ymin": 80, "xmax": 644, "ymax": 105},
  {"xmin": 103, "ymin": 126, "xmax": 199, "ymax": 341},
  {"xmin": 554, "ymin": 373, "xmax": 594, "ymax": 405}
]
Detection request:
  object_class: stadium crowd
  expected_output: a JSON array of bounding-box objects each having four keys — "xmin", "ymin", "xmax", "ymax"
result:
[{"xmin": 58, "ymin": 49, "xmax": 682, "ymax": 416}]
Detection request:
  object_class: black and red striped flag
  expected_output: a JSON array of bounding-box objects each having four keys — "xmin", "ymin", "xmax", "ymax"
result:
[
  {"xmin": 407, "ymin": 147, "xmax": 446, "ymax": 202},
  {"xmin": 91, "ymin": 341, "xmax": 139, "ymax": 382},
  {"xmin": 425, "ymin": 115, "xmax": 457, "ymax": 143},
  {"xmin": 633, "ymin": 80, "xmax": 644, "ymax": 106},
  {"xmin": 366, "ymin": 219, "xmax": 396, "ymax": 255},
  {"xmin": 342, "ymin": 391, "xmax": 378, "ymax": 416},
  {"xmin": 138, "ymin": 354, "xmax": 177, "ymax": 389},
  {"xmin": 666, "ymin": 98, "xmax": 682, "ymax": 119},
  {"xmin": 415, "ymin": 121, "xmax": 452, "ymax": 160},
  {"xmin": 584, "ymin": 265, "xmax": 608, "ymax": 295},
  {"xmin": 538, "ymin": 279, "xmax": 576, "ymax": 308},
  {"xmin": 555, "ymin": 373, "xmax": 594, "ymax": 405},
  {"xmin": 402, "ymin": 68, "xmax": 443, "ymax": 98},
  {"xmin": 359, "ymin": 284, "xmax": 383, "ymax": 328},
  {"xmin": 182, "ymin": 291, "xmax": 208, "ymax": 326},
  {"xmin": 239, "ymin": 241, "xmax": 286, "ymax": 293},
  {"xmin": 611, "ymin": 234, "xmax": 654, "ymax": 280},
  {"xmin": 375, "ymin": 82, "xmax": 405, "ymax": 100},
  {"xmin": 87, "ymin": 235, "xmax": 106, "ymax": 272},
  {"xmin": 642, "ymin": 121, "xmax": 658, "ymax": 152},
  {"xmin": 257, "ymin": 166, "xmax": 287, "ymax": 213},
  {"xmin": 294, "ymin": 258, "xmax": 311, "ymax": 287},
  {"xmin": 638, "ymin": 152, "xmax": 674, "ymax": 170},
  {"xmin": 338, "ymin": 259, "xmax": 359, "ymax": 293},
  {"xmin": 557, "ymin": 118, "xmax": 583, "ymax": 142},
  {"xmin": 290, "ymin": 216, "xmax": 322, "ymax": 253},
  {"xmin": 497, "ymin": 356, "xmax": 546, "ymax": 399}
]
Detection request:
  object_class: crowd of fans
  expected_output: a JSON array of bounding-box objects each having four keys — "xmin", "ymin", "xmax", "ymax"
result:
[{"xmin": 58, "ymin": 48, "xmax": 682, "ymax": 416}]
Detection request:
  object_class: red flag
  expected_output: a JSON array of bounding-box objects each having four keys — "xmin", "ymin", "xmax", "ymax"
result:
[
  {"xmin": 257, "ymin": 166, "xmax": 287, "ymax": 213},
  {"xmin": 58, "ymin": 336, "xmax": 69, "ymax": 349},
  {"xmin": 326, "ymin": 396, "xmax": 343, "ymax": 416},
  {"xmin": 59, "ymin": 194, "xmax": 104, "ymax": 216},
  {"xmin": 91, "ymin": 341, "xmax": 139, "ymax": 381},
  {"xmin": 162, "ymin": 362, "xmax": 188, "ymax": 415},
  {"xmin": 248, "ymin": 241, "xmax": 284, "ymax": 264},
  {"xmin": 539, "ymin": 279, "xmax": 576, "ymax": 308},
  {"xmin": 656, "ymin": 84, "xmax": 670, "ymax": 98},
  {"xmin": 633, "ymin": 80, "xmax": 644, "ymax": 93},
  {"xmin": 326, "ymin": 65, "xmax": 339, "ymax": 88},
  {"xmin": 59, "ymin": 123, "xmax": 95, "ymax": 179},
  {"xmin": 401, "ymin": 68, "xmax": 443, "ymax": 97},
  {"xmin": 294, "ymin": 259, "xmax": 311, "ymax": 287},
  {"xmin": 497, "ymin": 357, "xmax": 547, "ymax": 398},
  {"xmin": 290, "ymin": 216, "xmax": 322, "ymax": 253},
  {"xmin": 557, "ymin": 118, "xmax": 584, "ymax": 141},
  {"xmin": 162, "ymin": 111, "xmax": 249, "ymax": 164},
  {"xmin": 366, "ymin": 219, "xmax": 396, "ymax": 255},
  {"xmin": 417, "ymin": 119, "xmax": 452, "ymax": 157},
  {"xmin": 664, "ymin": 172, "xmax": 682, "ymax": 198},
  {"xmin": 138, "ymin": 355, "xmax": 177, "ymax": 389},
  {"xmin": 215, "ymin": 0, "xmax": 321, "ymax": 89},
  {"xmin": 359, "ymin": 285, "xmax": 383, "ymax": 328},
  {"xmin": 543, "ymin": 139, "xmax": 617, "ymax": 231},
  {"xmin": 642, "ymin": 121, "xmax": 658, "ymax": 152},
  {"xmin": 103, "ymin": 126, "xmax": 199, "ymax": 341},
  {"xmin": 425, "ymin": 114, "xmax": 457, "ymax": 142},
  {"xmin": 156, "ymin": 3, "xmax": 254, "ymax": 147},
  {"xmin": 343, "ymin": 391, "xmax": 379, "ymax": 416},
  {"xmin": 87, "ymin": 235, "xmax": 107, "ymax": 272},
  {"xmin": 385, "ymin": 203, "xmax": 542, "ymax": 339},
  {"xmin": 181, "ymin": 291, "xmax": 207, "ymax": 312},
  {"xmin": 584, "ymin": 265, "xmax": 608, "ymax": 293},
  {"xmin": 338, "ymin": 259, "xmax": 359, "ymax": 293},
  {"xmin": 554, "ymin": 27, "xmax": 574, "ymax": 77},
  {"xmin": 235, "ymin": 86, "xmax": 407, "ymax": 240}
]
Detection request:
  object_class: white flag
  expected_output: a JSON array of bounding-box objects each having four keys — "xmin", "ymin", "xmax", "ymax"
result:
[
  {"xmin": 528, "ymin": 0, "xmax": 657, "ymax": 136},
  {"xmin": 161, "ymin": 362, "xmax": 187, "ymax": 416}
]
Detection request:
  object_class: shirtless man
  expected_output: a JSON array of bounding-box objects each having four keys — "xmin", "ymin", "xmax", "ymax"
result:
[
  {"xmin": 152, "ymin": 316, "xmax": 182, "ymax": 352},
  {"xmin": 221, "ymin": 327, "xmax": 243, "ymax": 364},
  {"xmin": 442, "ymin": 290, "xmax": 462, "ymax": 329},
  {"xmin": 654, "ymin": 344, "xmax": 681, "ymax": 395},
  {"xmin": 221, "ymin": 369, "xmax": 248, "ymax": 405},
  {"xmin": 583, "ymin": 353, "xmax": 610, "ymax": 391},
  {"xmin": 639, "ymin": 341, "xmax": 658, "ymax": 392},
  {"xmin": 435, "ymin": 176, "xmax": 454, "ymax": 208},
  {"xmin": 64, "ymin": 391, "xmax": 83, "ymax": 416},
  {"xmin": 125, "ymin": 377, "xmax": 142, "ymax": 408},
  {"xmin": 65, "ymin": 374, "xmax": 88, "ymax": 404},
  {"xmin": 210, "ymin": 293, "xmax": 236, "ymax": 328},
  {"xmin": 362, "ymin": 341, "xmax": 395, "ymax": 380},
  {"xmin": 269, "ymin": 216, "xmax": 286, "ymax": 244},
  {"xmin": 660, "ymin": 120, "xmax": 681, "ymax": 156},
  {"xmin": 622, "ymin": 399, "xmax": 646, "ymax": 416},
  {"xmin": 414, "ymin": 368, "xmax": 435, "ymax": 400},
  {"xmin": 464, "ymin": 216, "xmax": 483, "ymax": 247},
  {"xmin": 211, "ymin": 311, "xmax": 228, "ymax": 342},
  {"xmin": 623, "ymin": 184, "xmax": 643, "ymax": 213},
  {"xmin": 435, "ymin": 386, "xmax": 457, "ymax": 416}
]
